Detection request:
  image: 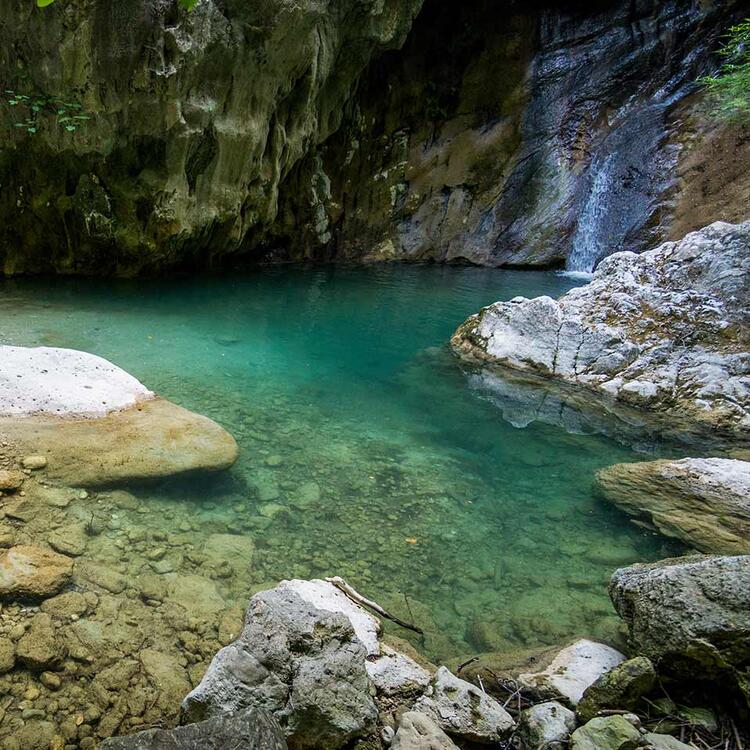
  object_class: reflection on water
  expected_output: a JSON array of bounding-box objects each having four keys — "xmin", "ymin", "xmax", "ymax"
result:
[{"xmin": 0, "ymin": 266, "xmax": 682, "ymax": 659}]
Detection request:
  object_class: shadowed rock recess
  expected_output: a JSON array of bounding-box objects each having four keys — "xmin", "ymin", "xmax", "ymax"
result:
[{"xmin": 0, "ymin": 0, "xmax": 746, "ymax": 274}]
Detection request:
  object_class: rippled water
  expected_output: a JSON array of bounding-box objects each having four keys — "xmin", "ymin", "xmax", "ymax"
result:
[{"xmin": 0, "ymin": 266, "xmax": 681, "ymax": 660}]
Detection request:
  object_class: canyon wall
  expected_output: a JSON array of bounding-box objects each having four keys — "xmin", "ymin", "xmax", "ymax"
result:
[{"xmin": 0, "ymin": 0, "xmax": 747, "ymax": 275}]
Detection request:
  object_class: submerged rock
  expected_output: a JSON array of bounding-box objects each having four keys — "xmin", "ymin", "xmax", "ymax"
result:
[
  {"xmin": 596, "ymin": 458, "xmax": 750, "ymax": 554},
  {"xmin": 0, "ymin": 544, "xmax": 73, "ymax": 599},
  {"xmin": 609, "ymin": 555, "xmax": 750, "ymax": 703},
  {"xmin": 17, "ymin": 612, "xmax": 65, "ymax": 670},
  {"xmin": 452, "ymin": 221, "xmax": 750, "ymax": 442},
  {"xmin": 0, "ymin": 469, "xmax": 25, "ymax": 492},
  {"xmin": 414, "ymin": 666, "xmax": 515, "ymax": 743},
  {"xmin": 100, "ymin": 707, "xmax": 287, "ymax": 749},
  {"xmin": 391, "ymin": 711, "xmax": 458, "ymax": 750},
  {"xmin": 0, "ymin": 346, "xmax": 238, "ymax": 485},
  {"xmin": 518, "ymin": 639, "xmax": 625, "ymax": 707}
]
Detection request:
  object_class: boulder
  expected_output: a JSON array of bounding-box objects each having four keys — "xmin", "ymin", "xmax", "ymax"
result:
[
  {"xmin": 641, "ymin": 734, "xmax": 695, "ymax": 750},
  {"xmin": 0, "ymin": 545, "xmax": 73, "ymax": 599},
  {"xmin": 577, "ymin": 657, "xmax": 657, "ymax": 722},
  {"xmin": 0, "ymin": 637, "xmax": 15, "ymax": 673},
  {"xmin": 609, "ymin": 555, "xmax": 750, "ymax": 702},
  {"xmin": 17, "ymin": 612, "xmax": 65, "ymax": 670},
  {"xmin": 100, "ymin": 707, "xmax": 287, "ymax": 749},
  {"xmin": 569, "ymin": 715, "xmax": 642, "ymax": 750},
  {"xmin": 517, "ymin": 701, "xmax": 577, "ymax": 750},
  {"xmin": 0, "ymin": 346, "xmax": 238, "ymax": 486},
  {"xmin": 48, "ymin": 523, "xmax": 89, "ymax": 557},
  {"xmin": 21, "ymin": 455, "xmax": 47, "ymax": 471},
  {"xmin": 596, "ymin": 458, "xmax": 750, "ymax": 554},
  {"xmin": 0, "ymin": 469, "xmax": 25, "ymax": 492},
  {"xmin": 202, "ymin": 533, "xmax": 255, "ymax": 576},
  {"xmin": 392, "ymin": 712, "xmax": 459, "ymax": 750},
  {"xmin": 76, "ymin": 561, "xmax": 127, "ymax": 594},
  {"xmin": 182, "ymin": 582, "xmax": 378, "ymax": 749},
  {"xmin": 452, "ymin": 221, "xmax": 750, "ymax": 441},
  {"xmin": 414, "ymin": 666, "xmax": 515, "ymax": 744},
  {"xmin": 518, "ymin": 639, "xmax": 625, "ymax": 706}
]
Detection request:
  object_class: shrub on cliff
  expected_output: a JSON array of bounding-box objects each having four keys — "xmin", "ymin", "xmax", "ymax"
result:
[{"xmin": 702, "ymin": 19, "xmax": 750, "ymax": 119}]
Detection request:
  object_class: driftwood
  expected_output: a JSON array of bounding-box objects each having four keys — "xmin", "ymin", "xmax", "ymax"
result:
[{"xmin": 325, "ymin": 576, "xmax": 424, "ymax": 635}]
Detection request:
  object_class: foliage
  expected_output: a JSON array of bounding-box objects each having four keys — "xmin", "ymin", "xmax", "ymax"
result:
[
  {"xmin": 701, "ymin": 19, "xmax": 750, "ymax": 119},
  {"xmin": 36, "ymin": 0, "xmax": 199, "ymax": 7},
  {"xmin": 2, "ymin": 89, "xmax": 92, "ymax": 134}
]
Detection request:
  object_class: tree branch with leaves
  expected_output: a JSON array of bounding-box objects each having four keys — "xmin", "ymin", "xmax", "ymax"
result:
[{"xmin": 701, "ymin": 19, "xmax": 750, "ymax": 120}]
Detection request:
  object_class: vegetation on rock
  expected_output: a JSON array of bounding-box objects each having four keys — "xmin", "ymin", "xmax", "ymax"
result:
[{"xmin": 702, "ymin": 20, "xmax": 750, "ymax": 118}]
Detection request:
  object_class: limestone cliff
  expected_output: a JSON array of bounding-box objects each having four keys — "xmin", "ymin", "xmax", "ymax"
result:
[{"xmin": 0, "ymin": 0, "xmax": 746, "ymax": 274}]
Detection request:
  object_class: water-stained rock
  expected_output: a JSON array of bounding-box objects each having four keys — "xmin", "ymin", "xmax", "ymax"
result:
[
  {"xmin": 0, "ymin": 544, "xmax": 73, "ymax": 599},
  {"xmin": 100, "ymin": 707, "xmax": 287, "ymax": 749},
  {"xmin": 596, "ymin": 458, "xmax": 750, "ymax": 554},
  {"xmin": 452, "ymin": 221, "xmax": 750, "ymax": 443}
]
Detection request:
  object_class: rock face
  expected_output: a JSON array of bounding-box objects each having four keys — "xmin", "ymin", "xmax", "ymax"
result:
[
  {"xmin": 0, "ymin": 346, "xmax": 238, "ymax": 485},
  {"xmin": 391, "ymin": 711, "xmax": 458, "ymax": 750},
  {"xmin": 517, "ymin": 701, "xmax": 577, "ymax": 750},
  {"xmin": 518, "ymin": 639, "xmax": 625, "ymax": 707},
  {"xmin": 0, "ymin": 544, "xmax": 73, "ymax": 599},
  {"xmin": 182, "ymin": 582, "xmax": 379, "ymax": 749},
  {"xmin": 609, "ymin": 555, "xmax": 750, "ymax": 703},
  {"xmin": 100, "ymin": 707, "xmax": 288, "ymax": 750},
  {"xmin": 596, "ymin": 458, "xmax": 750, "ymax": 554},
  {"xmin": 0, "ymin": 0, "xmax": 742, "ymax": 273},
  {"xmin": 452, "ymin": 221, "xmax": 750, "ymax": 442}
]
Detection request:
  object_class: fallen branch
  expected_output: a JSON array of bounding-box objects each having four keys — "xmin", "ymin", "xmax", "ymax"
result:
[{"xmin": 325, "ymin": 576, "xmax": 424, "ymax": 634}]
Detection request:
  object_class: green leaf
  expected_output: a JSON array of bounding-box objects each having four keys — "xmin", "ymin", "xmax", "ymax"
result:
[
  {"xmin": 27, "ymin": 127, "xmax": 36, "ymax": 133},
  {"xmin": 36, "ymin": 0, "xmax": 56, "ymax": 7},
  {"xmin": 65, "ymin": 125, "xmax": 76, "ymax": 132}
]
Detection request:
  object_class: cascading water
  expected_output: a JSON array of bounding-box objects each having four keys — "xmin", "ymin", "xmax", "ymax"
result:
[
  {"xmin": 566, "ymin": 154, "xmax": 617, "ymax": 273},
  {"xmin": 565, "ymin": 102, "xmax": 672, "ymax": 274}
]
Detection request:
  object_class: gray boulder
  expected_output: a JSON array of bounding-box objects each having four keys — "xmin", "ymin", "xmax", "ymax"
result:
[
  {"xmin": 452, "ymin": 221, "xmax": 750, "ymax": 441},
  {"xmin": 391, "ymin": 712, "xmax": 459, "ymax": 750},
  {"xmin": 569, "ymin": 715, "xmax": 641, "ymax": 750},
  {"xmin": 609, "ymin": 555, "xmax": 750, "ymax": 703},
  {"xmin": 414, "ymin": 666, "xmax": 515, "ymax": 744},
  {"xmin": 596, "ymin": 458, "xmax": 750, "ymax": 554},
  {"xmin": 100, "ymin": 708, "xmax": 287, "ymax": 749},
  {"xmin": 182, "ymin": 583, "xmax": 378, "ymax": 749},
  {"xmin": 517, "ymin": 701, "xmax": 577, "ymax": 750}
]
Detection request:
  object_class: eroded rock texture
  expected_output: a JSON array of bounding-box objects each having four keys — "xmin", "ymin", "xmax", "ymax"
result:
[
  {"xmin": 452, "ymin": 221, "xmax": 750, "ymax": 443},
  {"xmin": 0, "ymin": 0, "xmax": 744, "ymax": 273}
]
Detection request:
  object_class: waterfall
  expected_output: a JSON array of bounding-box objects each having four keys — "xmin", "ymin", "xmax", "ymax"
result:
[{"xmin": 566, "ymin": 154, "xmax": 617, "ymax": 273}]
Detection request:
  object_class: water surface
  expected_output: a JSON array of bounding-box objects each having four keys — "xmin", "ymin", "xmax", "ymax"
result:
[{"xmin": 0, "ymin": 266, "xmax": 681, "ymax": 659}]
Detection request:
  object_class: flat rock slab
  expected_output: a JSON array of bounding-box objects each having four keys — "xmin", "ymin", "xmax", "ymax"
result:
[
  {"xmin": 100, "ymin": 707, "xmax": 287, "ymax": 749},
  {"xmin": 392, "ymin": 712, "xmax": 458, "ymax": 750},
  {"xmin": 0, "ymin": 346, "xmax": 153, "ymax": 417},
  {"xmin": 518, "ymin": 639, "xmax": 625, "ymax": 706},
  {"xmin": 596, "ymin": 458, "xmax": 750, "ymax": 554},
  {"xmin": 1, "ymin": 397, "xmax": 238, "ymax": 486},
  {"xmin": 0, "ymin": 545, "xmax": 73, "ymax": 600}
]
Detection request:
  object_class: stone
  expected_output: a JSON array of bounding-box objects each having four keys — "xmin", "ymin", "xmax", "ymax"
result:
[
  {"xmin": 140, "ymin": 649, "xmax": 191, "ymax": 713},
  {"xmin": 40, "ymin": 671, "xmax": 62, "ymax": 690},
  {"xmin": 202, "ymin": 533, "xmax": 255, "ymax": 575},
  {"xmin": 518, "ymin": 639, "xmax": 625, "ymax": 706},
  {"xmin": 517, "ymin": 701, "xmax": 577, "ymax": 750},
  {"xmin": 596, "ymin": 458, "xmax": 750, "ymax": 554},
  {"xmin": 0, "ymin": 637, "xmax": 15, "ymax": 673},
  {"xmin": 366, "ymin": 643, "xmax": 431, "ymax": 697},
  {"xmin": 165, "ymin": 574, "xmax": 227, "ymax": 618},
  {"xmin": 290, "ymin": 481, "xmax": 322, "ymax": 509},
  {"xmin": 570, "ymin": 716, "xmax": 642, "ymax": 750},
  {"xmin": 15, "ymin": 721, "xmax": 56, "ymax": 750},
  {"xmin": 75, "ymin": 561, "xmax": 127, "ymax": 594},
  {"xmin": 182, "ymin": 582, "xmax": 378, "ymax": 749},
  {"xmin": 641, "ymin": 733, "xmax": 696, "ymax": 750},
  {"xmin": 609, "ymin": 555, "xmax": 750, "ymax": 702},
  {"xmin": 577, "ymin": 657, "xmax": 657, "ymax": 722},
  {"xmin": 452, "ymin": 221, "xmax": 750, "ymax": 441},
  {"xmin": 414, "ymin": 666, "xmax": 515, "ymax": 743},
  {"xmin": 17, "ymin": 612, "xmax": 65, "ymax": 670},
  {"xmin": 100, "ymin": 708, "xmax": 287, "ymax": 749},
  {"xmin": 0, "ymin": 545, "xmax": 73, "ymax": 599},
  {"xmin": 392, "ymin": 712, "xmax": 458, "ymax": 750},
  {"xmin": 0, "ymin": 470, "xmax": 24, "ymax": 492},
  {"xmin": 48, "ymin": 523, "xmax": 88, "ymax": 557},
  {"xmin": 21, "ymin": 455, "xmax": 47, "ymax": 471},
  {"xmin": 41, "ymin": 591, "xmax": 89, "ymax": 619}
]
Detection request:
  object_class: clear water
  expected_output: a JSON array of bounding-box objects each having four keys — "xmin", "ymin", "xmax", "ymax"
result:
[{"xmin": 0, "ymin": 266, "xmax": 681, "ymax": 661}]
